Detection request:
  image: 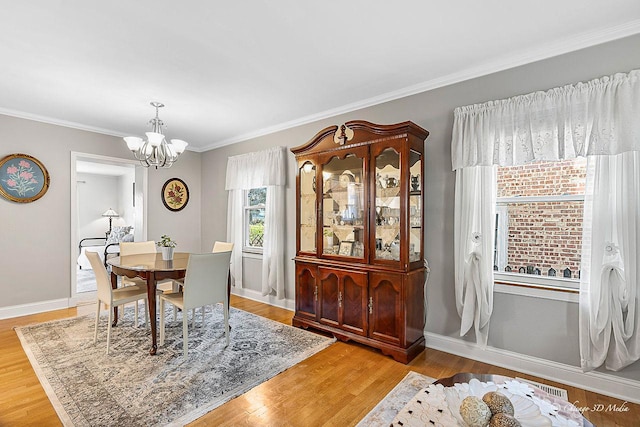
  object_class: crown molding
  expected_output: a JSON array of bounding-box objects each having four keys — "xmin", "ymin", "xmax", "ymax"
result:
[
  {"xmin": 0, "ymin": 107, "xmax": 203, "ymax": 153},
  {"xmin": 0, "ymin": 106, "xmax": 126, "ymax": 138},
  {"xmin": 200, "ymin": 19, "xmax": 640, "ymax": 152}
]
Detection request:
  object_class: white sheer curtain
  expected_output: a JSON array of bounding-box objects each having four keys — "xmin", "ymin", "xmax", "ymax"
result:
[
  {"xmin": 452, "ymin": 70, "xmax": 640, "ymax": 170},
  {"xmin": 226, "ymin": 189, "xmax": 245, "ymax": 287},
  {"xmin": 225, "ymin": 146, "xmax": 287, "ymax": 298},
  {"xmin": 452, "ymin": 69, "xmax": 640, "ymax": 360},
  {"xmin": 454, "ymin": 166, "xmax": 496, "ymax": 347},
  {"xmin": 580, "ymin": 152, "xmax": 640, "ymax": 371}
]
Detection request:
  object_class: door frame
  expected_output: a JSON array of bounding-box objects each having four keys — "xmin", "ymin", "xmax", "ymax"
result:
[{"xmin": 70, "ymin": 151, "xmax": 148, "ymax": 304}]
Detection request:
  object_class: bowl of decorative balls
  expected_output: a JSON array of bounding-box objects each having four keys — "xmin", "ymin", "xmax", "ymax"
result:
[
  {"xmin": 460, "ymin": 391, "xmax": 519, "ymax": 426},
  {"xmin": 448, "ymin": 379, "xmax": 553, "ymax": 427}
]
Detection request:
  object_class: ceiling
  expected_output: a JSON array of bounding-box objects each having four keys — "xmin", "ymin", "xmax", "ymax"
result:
[{"xmin": 1, "ymin": 1, "xmax": 639, "ymax": 152}]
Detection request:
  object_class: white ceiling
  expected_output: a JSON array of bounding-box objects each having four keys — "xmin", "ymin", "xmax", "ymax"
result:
[{"xmin": 1, "ymin": 1, "xmax": 639, "ymax": 152}]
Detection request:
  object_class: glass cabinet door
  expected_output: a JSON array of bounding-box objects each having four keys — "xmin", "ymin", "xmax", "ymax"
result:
[
  {"xmin": 299, "ymin": 161, "xmax": 316, "ymax": 253},
  {"xmin": 409, "ymin": 150, "xmax": 422, "ymax": 263},
  {"xmin": 321, "ymin": 154, "xmax": 365, "ymax": 257},
  {"xmin": 374, "ymin": 148, "xmax": 401, "ymax": 261}
]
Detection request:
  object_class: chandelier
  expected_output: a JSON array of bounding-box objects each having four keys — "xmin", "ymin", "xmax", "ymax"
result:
[{"xmin": 124, "ymin": 102, "xmax": 188, "ymax": 168}]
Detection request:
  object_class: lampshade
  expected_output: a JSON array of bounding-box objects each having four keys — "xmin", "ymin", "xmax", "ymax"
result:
[
  {"xmin": 170, "ymin": 139, "xmax": 188, "ymax": 154},
  {"xmin": 145, "ymin": 132, "xmax": 165, "ymax": 147},
  {"xmin": 102, "ymin": 208, "xmax": 119, "ymax": 218},
  {"xmin": 124, "ymin": 136, "xmax": 143, "ymax": 151}
]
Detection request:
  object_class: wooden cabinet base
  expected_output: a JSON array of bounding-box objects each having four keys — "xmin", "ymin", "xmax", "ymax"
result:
[{"xmin": 293, "ymin": 315, "xmax": 425, "ymax": 364}]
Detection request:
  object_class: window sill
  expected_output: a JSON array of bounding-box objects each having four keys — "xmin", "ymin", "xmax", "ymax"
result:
[
  {"xmin": 494, "ymin": 280, "xmax": 579, "ymax": 303},
  {"xmin": 242, "ymin": 250, "xmax": 262, "ymax": 260}
]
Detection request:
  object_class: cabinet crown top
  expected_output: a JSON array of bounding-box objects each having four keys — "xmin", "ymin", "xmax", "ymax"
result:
[{"xmin": 291, "ymin": 120, "xmax": 429, "ymax": 156}]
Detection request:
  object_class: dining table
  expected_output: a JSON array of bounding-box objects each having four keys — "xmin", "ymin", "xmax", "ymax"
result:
[{"xmin": 107, "ymin": 252, "xmax": 190, "ymax": 355}]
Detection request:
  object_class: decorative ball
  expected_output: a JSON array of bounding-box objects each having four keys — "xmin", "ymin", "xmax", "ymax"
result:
[
  {"xmin": 482, "ymin": 391, "xmax": 515, "ymax": 415},
  {"xmin": 459, "ymin": 396, "xmax": 492, "ymax": 427},
  {"xmin": 489, "ymin": 412, "xmax": 522, "ymax": 427}
]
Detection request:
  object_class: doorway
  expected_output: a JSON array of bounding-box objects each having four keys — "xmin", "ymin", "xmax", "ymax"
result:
[{"xmin": 70, "ymin": 152, "xmax": 148, "ymax": 304}]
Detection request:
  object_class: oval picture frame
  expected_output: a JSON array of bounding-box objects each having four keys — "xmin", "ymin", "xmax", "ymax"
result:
[
  {"xmin": 0, "ymin": 153, "xmax": 50, "ymax": 203},
  {"xmin": 161, "ymin": 177, "xmax": 189, "ymax": 211}
]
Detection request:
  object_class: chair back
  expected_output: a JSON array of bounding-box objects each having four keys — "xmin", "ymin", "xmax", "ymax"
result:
[
  {"xmin": 182, "ymin": 252, "xmax": 232, "ymax": 310},
  {"xmin": 212, "ymin": 241, "xmax": 234, "ymax": 253},
  {"xmin": 86, "ymin": 251, "xmax": 112, "ymax": 303},
  {"xmin": 120, "ymin": 240, "xmax": 156, "ymax": 256}
]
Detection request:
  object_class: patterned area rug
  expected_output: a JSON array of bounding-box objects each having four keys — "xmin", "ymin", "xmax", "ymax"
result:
[
  {"xmin": 16, "ymin": 305, "xmax": 334, "ymax": 426},
  {"xmin": 356, "ymin": 371, "xmax": 435, "ymax": 426},
  {"xmin": 76, "ymin": 268, "xmax": 96, "ymax": 293}
]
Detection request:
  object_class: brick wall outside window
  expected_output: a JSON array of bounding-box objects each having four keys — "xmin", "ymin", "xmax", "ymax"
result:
[{"xmin": 496, "ymin": 158, "xmax": 587, "ymax": 278}]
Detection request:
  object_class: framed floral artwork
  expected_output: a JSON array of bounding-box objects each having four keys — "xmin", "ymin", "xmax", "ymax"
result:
[
  {"xmin": 161, "ymin": 177, "xmax": 189, "ymax": 211},
  {"xmin": 0, "ymin": 153, "xmax": 50, "ymax": 203}
]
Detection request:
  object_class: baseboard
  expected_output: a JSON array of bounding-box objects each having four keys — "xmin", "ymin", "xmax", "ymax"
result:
[
  {"xmin": 425, "ymin": 332, "xmax": 640, "ymax": 404},
  {"xmin": 1, "ymin": 290, "xmax": 294, "ymax": 320},
  {"xmin": 0, "ymin": 298, "xmax": 73, "ymax": 320},
  {"xmin": 231, "ymin": 287, "xmax": 295, "ymax": 312}
]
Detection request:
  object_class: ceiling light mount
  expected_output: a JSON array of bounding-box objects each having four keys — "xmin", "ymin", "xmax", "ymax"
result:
[{"xmin": 124, "ymin": 102, "xmax": 188, "ymax": 169}]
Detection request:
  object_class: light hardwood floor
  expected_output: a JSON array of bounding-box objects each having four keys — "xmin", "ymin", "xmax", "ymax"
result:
[{"xmin": 1, "ymin": 296, "xmax": 637, "ymax": 426}]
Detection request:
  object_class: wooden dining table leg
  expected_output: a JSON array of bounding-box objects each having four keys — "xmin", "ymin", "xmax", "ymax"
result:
[
  {"xmin": 148, "ymin": 271, "xmax": 158, "ymax": 355},
  {"xmin": 110, "ymin": 271, "xmax": 119, "ymax": 327}
]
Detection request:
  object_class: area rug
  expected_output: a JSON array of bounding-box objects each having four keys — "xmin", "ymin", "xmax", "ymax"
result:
[
  {"xmin": 356, "ymin": 371, "xmax": 435, "ymax": 426},
  {"xmin": 16, "ymin": 305, "xmax": 334, "ymax": 426},
  {"xmin": 76, "ymin": 268, "xmax": 96, "ymax": 293}
]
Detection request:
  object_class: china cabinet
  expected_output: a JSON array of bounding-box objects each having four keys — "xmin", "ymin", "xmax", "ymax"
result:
[{"xmin": 291, "ymin": 120, "xmax": 428, "ymax": 363}]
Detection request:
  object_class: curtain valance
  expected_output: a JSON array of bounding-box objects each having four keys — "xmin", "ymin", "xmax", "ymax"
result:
[
  {"xmin": 451, "ymin": 69, "xmax": 640, "ymax": 171},
  {"xmin": 225, "ymin": 146, "xmax": 286, "ymax": 190}
]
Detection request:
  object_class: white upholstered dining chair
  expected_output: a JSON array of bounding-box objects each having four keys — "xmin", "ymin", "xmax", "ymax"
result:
[
  {"xmin": 212, "ymin": 241, "xmax": 234, "ymax": 253},
  {"xmin": 120, "ymin": 240, "xmax": 178, "ymax": 293},
  {"xmin": 118, "ymin": 241, "xmax": 154, "ymax": 321},
  {"xmin": 119, "ymin": 241, "xmax": 156, "ymax": 287},
  {"xmin": 87, "ymin": 251, "xmax": 149, "ymax": 354},
  {"xmin": 172, "ymin": 241, "xmax": 234, "ymax": 321},
  {"xmin": 159, "ymin": 251, "xmax": 232, "ymax": 356}
]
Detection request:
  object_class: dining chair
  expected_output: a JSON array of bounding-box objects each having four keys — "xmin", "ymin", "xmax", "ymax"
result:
[
  {"xmin": 212, "ymin": 241, "xmax": 233, "ymax": 321},
  {"xmin": 118, "ymin": 241, "xmax": 154, "ymax": 321},
  {"xmin": 173, "ymin": 241, "xmax": 234, "ymax": 322},
  {"xmin": 188, "ymin": 241, "xmax": 235, "ymax": 321},
  {"xmin": 87, "ymin": 251, "xmax": 149, "ymax": 354},
  {"xmin": 212, "ymin": 241, "xmax": 234, "ymax": 253},
  {"xmin": 159, "ymin": 251, "xmax": 232, "ymax": 356},
  {"xmin": 120, "ymin": 240, "xmax": 178, "ymax": 292}
]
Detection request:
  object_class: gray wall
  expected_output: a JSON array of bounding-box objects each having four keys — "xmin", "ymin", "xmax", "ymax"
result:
[
  {"xmin": 201, "ymin": 34, "xmax": 640, "ymax": 381},
  {"xmin": 146, "ymin": 150, "xmax": 202, "ymax": 254},
  {"xmin": 77, "ymin": 173, "xmax": 121, "ymax": 240},
  {"xmin": 0, "ymin": 115, "xmax": 201, "ymax": 307}
]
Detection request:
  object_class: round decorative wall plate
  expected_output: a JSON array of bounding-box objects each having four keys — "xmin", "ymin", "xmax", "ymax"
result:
[
  {"xmin": 0, "ymin": 153, "xmax": 50, "ymax": 203},
  {"xmin": 161, "ymin": 177, "xmax": 189, "ymax": 211}
]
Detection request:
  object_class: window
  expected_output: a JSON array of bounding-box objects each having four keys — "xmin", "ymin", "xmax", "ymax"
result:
[
  {"xmin": 244, "ymin": 187, "xmax": 266, "ymax": 251},
  {"xmin": 494, "ymin": 158, "xmax": 587, "ymax": 289}
]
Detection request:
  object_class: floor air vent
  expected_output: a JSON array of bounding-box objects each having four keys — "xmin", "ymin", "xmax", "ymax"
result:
[{"xmin": 515, "ymin": 377, "xmax": 569, "ymax": 401}]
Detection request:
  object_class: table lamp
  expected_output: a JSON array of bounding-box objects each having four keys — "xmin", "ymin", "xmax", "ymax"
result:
[{"xmin": 102, "ymin": 208, "xmax": 120, "ymax": 235}]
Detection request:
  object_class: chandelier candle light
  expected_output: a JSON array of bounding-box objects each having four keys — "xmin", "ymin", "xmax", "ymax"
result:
[{"xmin": 124, "ymin": 102, "xmax": 188, "ymax": 168}]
